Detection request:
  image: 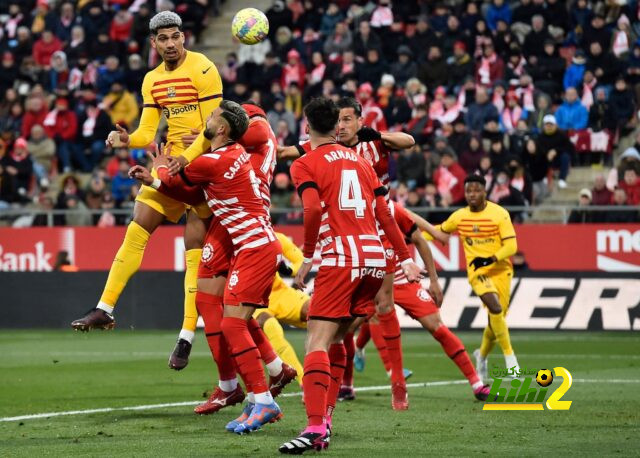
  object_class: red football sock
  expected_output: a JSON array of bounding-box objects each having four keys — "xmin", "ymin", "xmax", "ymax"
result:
[
  {"xmin": 303, "ymin": 350, "xmax": 330, "ymax": 426},
  {"xmin": 378, "ymin": 309, "xmax": 404, "ymax": 384},
  {"xmin": 195, "ymin": 292, "xmax": 236, "ymax": 381},
  {"xmin": 369, "ymin": 321, "xmax": 391, "ymax": 372},
  {"xmin": 326, "ymin": 343, "xmax": 347, "ymax": 418},
  {"xmin": 433, "ymin": 325, "xmax": 480, "ymax": 386},
  {"xmin": 248, "ymin": 318, "xmax": 278, "ymax": 365},
  {"xmin": 355, "ymin": 321, "xmax": 371, "ymax": 349},
  {"xmin": 342, "ymin": 332, "xmax": 355, "ymax": 387},
  {"xmin": 221, "ymin": 316, "xmax": 268, "ymax": 394}
]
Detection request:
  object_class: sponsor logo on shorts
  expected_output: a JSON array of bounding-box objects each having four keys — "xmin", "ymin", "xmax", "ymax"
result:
[
  {"xmin": 162, "ymin": 104, "xmax": 198, "ymax": 119},
  {"xmin": 417, "ymin": 288, "xmax": 431, "ymax": 302},
  {"xmin": 351, "ymin": 267, "xmax": 385, "ymax": 281},
  {"xmin": 385, "ymin": 248, "xmax": 394, "ymax": 259},
  {"xmin": 228, "ymin": 270, "xmax": 239, "ymax": 289},
  {"xmin": 201, "ymin": 243, "xmax": 214, "ymax": 262}
]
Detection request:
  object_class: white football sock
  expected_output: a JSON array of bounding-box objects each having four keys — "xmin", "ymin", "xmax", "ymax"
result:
[
  {"xmin": 266, "ymin": 357, "xmax": 284, "ymax": 376},
  {"xmin": 254, "ymin": 391, "xmax": 274, "ymax": 405},
  {"xmin": 178, "ymin": 329, "xmax": 195, "ymax": 343},
  {"xmin": 97, "ymin": 302, "xmax": 114, "ymax": 314},
  {"xmin": 219, "ymin": 378, "xmax": 238, "ymax": 392}
]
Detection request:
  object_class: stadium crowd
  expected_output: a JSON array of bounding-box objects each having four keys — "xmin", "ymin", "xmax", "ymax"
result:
[{"xmin": 0, "ymin": 0, "xmax": 639, "ymax": 226}]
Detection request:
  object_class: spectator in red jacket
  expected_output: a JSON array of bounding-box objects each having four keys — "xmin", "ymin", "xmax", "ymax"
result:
[
  {"xmin": 281, "ymin": 48, "xmax": 306, "ymax": 90},
  {"xmin": 619, "ymin": 168, "xmax": 640, "ymax": 205},
  {"xmin": 32, "ymin": 30, "xmax": 63, "ymax": 69},
  {"xmin": 21, "ymin": 97, "xmax": 49, "ymax": 139},
  {"xmin": 476, "ymin": 42, "xmax": 504, "ymax": 86},
  {"xmin": 433, "ymin": 149, "xmax": 467, "ymax": 206},
  {"xmin": 43, "ymin": 97, "xmax": 77, "ymax": 172},
  {"xmin": 109, "ymin": 9, "xmax": 134, "ymax": 43}
]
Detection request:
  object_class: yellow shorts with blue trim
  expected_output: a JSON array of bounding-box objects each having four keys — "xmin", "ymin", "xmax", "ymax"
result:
[{"xmin": 253, "ymin": 285, "xmax": 309, "ymax": 329}]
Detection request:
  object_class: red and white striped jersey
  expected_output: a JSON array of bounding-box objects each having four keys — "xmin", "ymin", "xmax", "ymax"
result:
[
  {"xmin": 353, "ymin": 139, "xmax": 391, "ymax": 189},
  {"xmin": 239, "ymin": 116, "xmax": 277, "ymax": 212},
  {"xmin": 386, "ymin": 203, "xmax": 418, "ymax": 285},
  {"xmin": 290, "ymin": 142, "xmax": 387, "ymax": 268},
  {"xmin": 299, "ymin": 138, "xmax": 391, "ymax": 189},
  {"xmin": 173, "ymin": 142, "xmax": 276, "ymax": 254}
]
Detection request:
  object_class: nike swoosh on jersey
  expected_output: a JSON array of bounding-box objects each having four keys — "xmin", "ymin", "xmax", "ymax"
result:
[{"xmin": 202, "ymin": 66, "xmax": 212, "ymax": 74}]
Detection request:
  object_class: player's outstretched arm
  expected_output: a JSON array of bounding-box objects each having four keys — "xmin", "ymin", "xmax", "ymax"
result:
[
  {"xmin": 374, "ymin": 194, "xmax": 422, "ymax": 282},
  {"xmin": 410, "ymin": 229, "xmax": 443, "ymax": 307},
  {"xmin": 277, "ymin": 144, "xmax": 303, "ymax": 160},
  {"xmin": 406, "ymin": 208, "xmax": 450, "ymax": 244}
]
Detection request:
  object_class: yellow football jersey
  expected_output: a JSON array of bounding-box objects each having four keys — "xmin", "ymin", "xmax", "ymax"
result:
[
  {"xmin": 129, "ymin": 50, "xmax": 222, "ymax": 156},
  {"xmin": 440, "ymin": 201, "xmax": 516, "ymax": 277},
  {"xmin": 272, "ymin": 232, "xmax": 304, "ymax": 291}
]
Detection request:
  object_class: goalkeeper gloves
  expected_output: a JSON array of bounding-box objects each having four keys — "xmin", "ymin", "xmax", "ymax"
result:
[
  {"xmin": 278, "ymin": 260, "xmax": 294, "ymax": 277},
  {"xmin": 469, "ymin": 256, "xmax": 496, "ymax": 271},
  {"xmin": 357, "ymin": 127, "xmax": 382, "ymax": 142}
]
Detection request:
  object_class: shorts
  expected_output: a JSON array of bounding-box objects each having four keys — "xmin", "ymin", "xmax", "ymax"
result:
[
  {"xmin": 393, "ymin": 282, "xmax": 439, "ymax": 320},
  {"xmin": 224, "ymin": 240, "xmax": 282, "ymax": 307},
  {"xmin": 469, "ymin": 269, "xmax": 513, "ymax": 314},
  {"xmin": 135, "ymin": 143, "xmax": 210, "ymax": 222},
  {"xmin": 198, "ymin": 217, "xmax": 233, "ymax": 279},
  {"xmin": 136, "ymin": 185, "xmax": 211, "ymax": 223},
  {"xmin": 309, "ymin": 265, "xmax": 385, "ymax": 321},
  {"xmin": 253, "ymin": 284, "xmax": 309, "ymax": 328}
]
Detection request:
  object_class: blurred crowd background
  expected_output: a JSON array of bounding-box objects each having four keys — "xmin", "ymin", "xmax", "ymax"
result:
[{"xmin": 0, "ymin": 0, "xmax": 638, "ymax": 227}]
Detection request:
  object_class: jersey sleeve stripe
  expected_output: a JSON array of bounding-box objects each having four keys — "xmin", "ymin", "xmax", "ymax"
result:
[
  {"xmin": 406, "ymin": 223, "xmax": 418, "ymax": 237},
  {"xmin": 374, "ymin": 186, "xmax": 388, "ymax": 197},
  {"xmin": 297, "ymin": 181, "xmax": 318, "ymax": 196},
  {"xmin": 295, "ymin": 144, "xmax": 307, "ymax": 156},
  {"xmin": 199, "ymin": 93, "xmax": 223, "ymax": 102}
]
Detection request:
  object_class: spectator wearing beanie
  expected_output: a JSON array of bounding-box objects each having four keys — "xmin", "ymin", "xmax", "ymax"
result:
[
  {"xmin": 536, "ymin": 114, "xmax": 574, "ymax": 189},
  {"xmin": 568, "ymin": 188, "xmax": 595, "ymax": 223}
]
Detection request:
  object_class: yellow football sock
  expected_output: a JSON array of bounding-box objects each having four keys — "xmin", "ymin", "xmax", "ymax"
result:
[
  {"xmin": 488, "ymin": 311, "xmax": 514, "ymax": 356},
  {"xmin": 99, "ymin": 221, "xmax": 150, "ymax": 307},
  {"xmin": 181, "ymin": 248, "xmax": 201, "ymax": 333},
  {"xmin": 263, "ymin": 316, "xmax": 304, "ymax": 385},
  {"xmin": 479, "ymin": 325, "xmax": 496, "ymax": 358}
]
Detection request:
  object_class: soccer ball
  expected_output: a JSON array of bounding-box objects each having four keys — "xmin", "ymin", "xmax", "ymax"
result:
[
  {"xmin": 536, "ymin": 369, "xmax": 553, "ymax": 387},
  {"xmin": 231, "ymin": 8, "xmax": 269, "ymax": 45}
]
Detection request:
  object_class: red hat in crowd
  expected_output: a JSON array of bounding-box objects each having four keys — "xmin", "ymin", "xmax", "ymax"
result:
[
  {"xmin": 453, "ymin": 41, "xmax": 466, "ymax": 51},
  {"xmin": 287, "ymin": 49, "xmax": 300, "ymax": 60},
  {"xmin": 506, "ymin": 90, "xmax": 519, "ymax": 103},
  {"xmin": 56, "ymin": 97, "xmax": 69, "ymax": 108},
  {"xmin": 14, "ymin": 137, "xmax": 28, "ymax": 149},
  {"xmin": 358, "ymin": 82, "xmax": 373, "ymax": 94}
]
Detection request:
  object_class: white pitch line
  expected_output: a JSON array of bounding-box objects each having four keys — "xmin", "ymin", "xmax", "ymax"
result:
[{"xmin": 1, "ymin": 379, "xmax": 638, "ymax": 423}]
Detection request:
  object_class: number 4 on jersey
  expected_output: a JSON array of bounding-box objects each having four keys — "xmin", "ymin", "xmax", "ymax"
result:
[{"xmin": 339, "ymin": 169, "xmax": 366, "ymax": 218}]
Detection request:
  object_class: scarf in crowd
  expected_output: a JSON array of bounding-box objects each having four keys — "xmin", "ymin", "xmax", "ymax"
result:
[
  {"xmin": 68, "ymin": 64, "xmax": 97, "ymax": 91},
  {"xmin": 515, "ymin": 84, "xmax": 535, "ymax": 111},
  {"xmin": 309, "ymin": 62, "xmax": 326, "ymax": 85},
  {"xmin": 511, "ymin": 176, "xmax": 525, "ymax": 192},
  {"xmin": 82, "ymin": 109, "xmax": 98, "ymax": 137},
  {"xmin": 489, "ymin": 183, "xmax": 510, "ymax": 202},
  {"xmin": 282, "ymin": 63, "xmax": 302, "ymax": 87},
  {"xmin": 436, "ymin": 101, "xmax": 464, "ymax": 125},
  {"xmin": 581, "ymin": 77, "xmax": 598, "ymax": 109},
  {"xmin": 5, "ymin": 13, "xmax": 23, "ymax": 38},
  {"xmin": 436, "ymin": 165, "xmax": 458, "ymax": 196},
  {"xmin": 43, "ymin": 109, "xmax": 59, "ymax": 127},
  {"xmin": 509, "ymin": 56, "xmax": 526, "ymax": 78},
  {"xmin": 492, "ymin": 91, "xmax": 505, "ymax": 113},
  {"xmin": 612, "ymin": 29, "xmax": 629, "ymax": 57},
  {"xmin": 478, "ymin": 53, "xmax": 497, "ymax": 85},
  {"xmin": 501, "ymin": 105, "xmax": 523, "ymax": 131}
]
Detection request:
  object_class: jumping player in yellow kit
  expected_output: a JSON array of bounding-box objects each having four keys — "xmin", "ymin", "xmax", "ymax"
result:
[
  {"xmin": 428, "ymin": 174, "xmax": 520, "ymax": 381},
  {"xmin": 71, "ymin": 11, "xmax": 223, "ymax": 370}
]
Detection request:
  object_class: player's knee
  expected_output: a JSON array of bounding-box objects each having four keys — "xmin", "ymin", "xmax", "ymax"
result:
[
  {"xmin": 300, "ymin": 301, "xmax": 309, "ymax": 323},
  {"xmin": 256, "ymin": 312, "xmax": 273, "ymax": 328},
  {"xmin": 421, "ymin": 314, "xmax": 442, "ymax": 333},
  {"xmin": 487, "ymin": 303, "xmax": 502, "ymax": 314}
]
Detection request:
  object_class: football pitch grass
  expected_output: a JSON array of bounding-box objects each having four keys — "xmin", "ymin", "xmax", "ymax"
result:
[{"xmin": 1, "ymin": 330, "xmax": 639, "ymax": 457}]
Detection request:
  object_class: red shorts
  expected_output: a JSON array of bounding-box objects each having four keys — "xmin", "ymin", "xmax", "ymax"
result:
[
  {"xmin": 224, "ymin": 240, "xmax": 282, "ymax": 307},
  {"xmin": 198, "ymin": 217, "xmax": 233, "ymax": 279},
  {"xmin": 393, "ymin": 282, "xmax": 439, "ymax": 320},
  {"xmin": 309, "ymin": 265, "xmax": 385, "ymax": 320}
]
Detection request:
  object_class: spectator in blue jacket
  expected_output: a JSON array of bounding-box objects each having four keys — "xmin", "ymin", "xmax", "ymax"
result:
[
  {"xmin": 555, "ymin": 87, "xmax": 589, "ymax": 130},
  {"xmin": 486, "ymin": 0, "xmax": 512, "ymax": 32},
  {"xmin": 564, "ymin": 51, "xmax": 586, "ymax": 90},
  {"xmin": 465, "ymin": 86, "xmax": 500, "ymax": 133}
]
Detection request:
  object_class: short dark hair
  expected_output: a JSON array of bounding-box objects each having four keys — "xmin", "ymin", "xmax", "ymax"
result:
[
  {"xmin": 220, "ymin": 100, "xmax": 249, "ymax": 141},
  {"xmin": 464, "ymin": 174, "xmax": 486, "ymax": 187},
  {"xmin": 304, "ymin": 97, "xmax": 339, "ymax": 135},
  {"xmin": 336, "ymin": 97, "xmax": 362, "ymax": 117}
]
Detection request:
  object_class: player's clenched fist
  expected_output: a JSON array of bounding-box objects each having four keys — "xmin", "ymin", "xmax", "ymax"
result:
[{"xmin": 106, "ymin": 124, "xmax": 130, "ymax": 148}]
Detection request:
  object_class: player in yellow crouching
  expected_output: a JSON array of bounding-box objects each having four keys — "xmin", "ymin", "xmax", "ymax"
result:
[
  {"xmin": 253, "ymin": 232, "xmax": 309, "ymax": 385},
  {"xmin": 427, "ymin": 174, "xmax": 520, "ymax": 382}
]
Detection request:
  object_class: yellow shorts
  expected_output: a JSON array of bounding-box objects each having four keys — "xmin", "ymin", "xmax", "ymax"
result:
[
  {"xmin": 136, "ymin": 184, "xmax": 210, "ymax": 223},
  {"xmin": 469, "ymin": 269, "xmax": 512, "ymax": 314},
  {"xmin": 253, "ymin": 285, "xmax": 309, "ymax": 329},
  {"xmin": 134, "ymin": 143, "xmax": 210, "ymax": 222}
]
